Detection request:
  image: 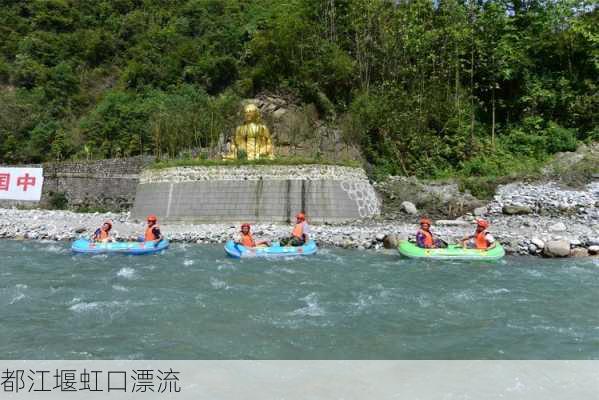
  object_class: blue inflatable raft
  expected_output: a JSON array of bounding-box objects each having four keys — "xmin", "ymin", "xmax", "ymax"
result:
[
  {"xmin": 224, "ymin": 240, "xmax": 317, "ymax": 258},
  {"xmin": 71, "ymin": 239, "xmax": 169, "ymax": 255}
]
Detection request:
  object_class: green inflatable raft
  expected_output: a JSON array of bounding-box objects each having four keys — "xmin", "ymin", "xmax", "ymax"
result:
[{"xmin": 398, "ymin": 240, "xmax": 505, "ymax": 261}]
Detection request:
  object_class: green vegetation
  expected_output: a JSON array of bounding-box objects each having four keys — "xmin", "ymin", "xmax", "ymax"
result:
[
  {"xmin": 0, "ymin": 0, "xmax": 597, "ymax": 180},
  {"xmin": 151, "ymin": 156, "xmax": 361, "ymax": 169},
  {"xmin": 46, "ymin": 191, "xmax": 68, "ymax": 209}
]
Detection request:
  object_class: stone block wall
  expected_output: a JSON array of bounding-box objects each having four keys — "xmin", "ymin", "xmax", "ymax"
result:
[
  {"xmin": 0, "ymin": 156, "xmax": 152, "ymax": 211},
  {"xmin": 131, "ymin": 165, "xmax": 380, "ymax": 223}
]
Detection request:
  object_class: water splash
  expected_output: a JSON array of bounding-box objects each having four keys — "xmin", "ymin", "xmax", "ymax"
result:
[
  {"xmin": 70, "ymin": 302, "xmax": 100, "ymax": 313},
  {"xmin": 117, "ymin": 267, "xmax": 136, "ymax": 279},
  {"xmin": 291, "ymin": 293, "xmax": 325, "ymax": 317},
  {"xmin": 209, "ymin": 277, "xmax": 229, "ymax": 290},
  {"xmin": 9, "ymin": 293, "xmax": 26, "ymax": 305}
]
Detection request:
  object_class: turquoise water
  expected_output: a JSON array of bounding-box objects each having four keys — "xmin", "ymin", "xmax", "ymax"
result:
[{"xmin": 1, "ymin": 240, "xmax": 598, "ymax": 359}]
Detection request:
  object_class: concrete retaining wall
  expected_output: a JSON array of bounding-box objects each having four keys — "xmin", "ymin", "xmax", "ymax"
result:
[{"xmin": 131, "ymin": 165, "xmax": 380, "ymax": 223}]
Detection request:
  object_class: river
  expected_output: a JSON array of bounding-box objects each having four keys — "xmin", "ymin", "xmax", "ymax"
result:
[{"xmin": 1, "ymin": 240, "xmax": 598, "ymax": 359}]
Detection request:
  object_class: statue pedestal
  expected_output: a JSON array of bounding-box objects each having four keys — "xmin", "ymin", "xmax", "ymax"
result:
[{"xmin": 131, "ymin": 165, "xmax": 380, "ymax": 223}]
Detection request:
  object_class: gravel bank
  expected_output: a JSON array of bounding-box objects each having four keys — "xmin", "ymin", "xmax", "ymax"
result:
[
  {"xmin": 1, "ymin": 180, "xmax": 597, "ymax": 256},
  {"xmin": 0, "ymin": 210, "xmax": 597, "ymax": 257}
]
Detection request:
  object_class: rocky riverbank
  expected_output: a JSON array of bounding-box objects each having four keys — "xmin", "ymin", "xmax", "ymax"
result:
[{"xmin": 1, "ymin": 179, "xmax": 597, "ymax": 257}]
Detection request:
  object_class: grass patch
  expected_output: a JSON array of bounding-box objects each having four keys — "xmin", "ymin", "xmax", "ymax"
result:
[
  {"xmin": 150, "ymin": 156, "xmax": 362, "ymax": 169},
  {"xmin": 453, "ymin": 153, "xmax": 545, "ymax": 199}
]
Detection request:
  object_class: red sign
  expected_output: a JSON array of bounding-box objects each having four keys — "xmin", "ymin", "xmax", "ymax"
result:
[
  {"xmin": 0, "ymin": 168, "xmax": 44, "ymax": 201},
  {"xmin": 0, "ymin": 173, "xmax": 10, "ymax": 191}
]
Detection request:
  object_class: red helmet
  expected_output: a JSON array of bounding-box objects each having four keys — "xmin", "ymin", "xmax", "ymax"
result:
[
  {"xmin": 147, "ymin": 214, "xmax": 158, "ymax": 223},
  {"xmin": 420, "ymin": 218, "xmax": 432, "ymax": 226},
  {"xmin": 241, "ymin": 223, "xmax": 251, "ymax": 230},
  {"xmin": 476, "ymin": 219, "xmax": 490, "ymax": 228},
  {"xmin": 296, "ymin": 212, "xmax": 306, "ymax": 221}
]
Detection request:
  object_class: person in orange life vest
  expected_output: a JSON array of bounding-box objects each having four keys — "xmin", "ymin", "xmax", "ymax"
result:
[
  {"xmin": 141, "ymin": 214, "xmax": 163, "ymax": 245},
  {"xmin": 281, "ymin": 213, "xmax": 310, "ymax": 246},
  {"xmin": 92, "ymin": 220, "xmax": 114, "ymax": 243},
  {"xmin": 461, "ymin": 219, "xmax": 496, "ymax": 249},
  {"xmin": 415, "ymin": 218, "xmax": 443, "ymax": 248},
  {"xmin": 235, "ymin": 223, "xmax": 270, "ymax": 248}
]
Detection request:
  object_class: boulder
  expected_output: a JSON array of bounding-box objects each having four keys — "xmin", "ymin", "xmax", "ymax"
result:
[
  {"xmin": 272, "ymin": 108, "xmax": 287, "ymax": 120},
  {"xmin": 588, "ymin": 245, "xmax": 599, "ymax": 255},
  {"xmin": 401, "ymin": 201, "xmax": 418, "ymax": 215},
  {"xmin": 473, "ymin": 206, "xmax": 487, "ymax": 216},
  {"xmin": 570, "ymin": 238, "xmax": 582, "ymax": 247},
  {"xmin": 528, "ymin": 244, "xmax": 538, "ymax": 254},
  {"xmin": 548, "ymin": 222, "xmax": 567, "ymax": 232},
  {"xmin": 382, "ymin": 234, "xmax": 398, "ymax": 249},
  {"xmin": 375, "ymin": 233, "xmax": 386, "ymax": 242},
  {"xmin": 570, "ymin": 248, "xmax": 589, "ymax": 257},
  {"xmin": 502, "ymin": 205, "xmax": 533, "ymax": 215},
  {"xmin": 586, "ymin": 238, "xmax": 599, "ymax": 246},
  {"xmin": 75, "ymin": 227, "xmax": 87, "ymax": 234},
  {"xmin": 543, "ymin": 240, "xmax": 571, "ymax": 257},
  {"xmin": 531, "ymin": 237, "xmax": 545, "ymax": 250}
]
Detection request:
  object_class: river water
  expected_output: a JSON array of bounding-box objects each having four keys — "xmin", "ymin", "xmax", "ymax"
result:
[{"xmin": 1, "ymin": 240, "xmax": 598, "ymax": 359}]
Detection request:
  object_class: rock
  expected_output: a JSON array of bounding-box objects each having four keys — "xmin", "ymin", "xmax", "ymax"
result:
[
  {"xmin": 502, "ymin": 205, "xmax": 533, "ymax": 215},
  {"xmin": 75, "ymin": 227, "xmax": 87, "ymax": 234},
  {"xmin": 436, "ymin": 220, "xmax": 471, "ymax": 226},
  {"xmin": 570, "ymin": 238, "xmax": 582, "ymax": 247},
  {"xmin": 543, "ymin": 240, "xmax": 571, "ymax": 257},
  {"xmin": 548, "ymin": 222, "xmax": 567, "ymax": 232},
  {"xmin": 473, "ymin": 206, "xmax": 487, "ymax": 216},
  {"xmin": 586, "ymin": 238, "xmax": 599, "ymax": 246},
  {"xmin": 570, "ymin": 248, "xmax": 589, "ymax": 257},
  {"xmin": 528, "ymin": 244, "xmax": 538, "ymax": 254},
  {"xmin": 272, "ymin": 108, "xmax": 287, "ymax": 120},
  {"xmin": 375, "ymin": 233, "xmax": 385, "ymax": 242},
  {"xmin": 587, "ymin": 245, "xmax": 599, "ymax": 255},
  {"xmin": 401, "ymin": 201, "xmax": 418, "ymax": 215},
  {"xmin": 382, "ymin": 234, "xmax": 398, "ymax": 249},
  {"xmin": 531, "ymin": 237, "xmax": 545, "ymax": 249}
]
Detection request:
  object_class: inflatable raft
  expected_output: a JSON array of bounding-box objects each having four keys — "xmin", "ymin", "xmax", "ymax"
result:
[
  {"xmin": 224, "ymin": 240, "xmax": 317, "ymax": 258},
  {"xmin": 398, "ymin": 240, "xmax": 505, "ymax": 261},
  {"xmin": 71, "ymin": 239, "xmax": 169, "ymax": 255}
]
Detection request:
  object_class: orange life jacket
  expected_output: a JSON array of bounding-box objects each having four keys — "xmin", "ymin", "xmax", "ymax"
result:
[
  {"xmin": 419, "ymin": 229, "xmax": 433, "ymax": 247},
  {"xmin": 145, "ymin": 225, "xmax": 159, "ymax": 241},
  {"xmin": 240, "ymin": 233, "xmax": 255, "ymax": 248},
  {"xmin": 97, "ymin": 228, "xmax": 109, "ymax": 241},
  {"xmin": 292, "ymin": 222, "xmax": 305, "ymax": 239},
  {"xmin": 475, "ymin": 230, "xmax": 489, "ymax": 249}
]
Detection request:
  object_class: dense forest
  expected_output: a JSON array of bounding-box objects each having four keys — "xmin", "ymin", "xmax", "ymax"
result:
[{"xmin": 0, "ymin": 0, "xmax": 597, "ymax": 178}]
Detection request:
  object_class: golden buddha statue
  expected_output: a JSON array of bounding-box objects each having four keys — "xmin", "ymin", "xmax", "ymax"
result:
[{"xmin": 224, "ymin": 103, "xmax": 274, "ymax": 160}]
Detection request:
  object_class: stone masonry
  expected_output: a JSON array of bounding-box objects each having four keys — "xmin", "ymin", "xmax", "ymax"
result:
[{"xmin": 0, "ymin": 156, "xmax": 152, "ymax": 211}]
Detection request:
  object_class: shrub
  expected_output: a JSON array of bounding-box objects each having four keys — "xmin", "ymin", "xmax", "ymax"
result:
[
  {"xmin": 502, "ymin": 128, "xmax": 547, "ymax": 158},
  {"xmin": 543, "ymin": 123, "xmax": 578, "ymax": 154},
  {"xmin": 47, "ymin": 191, "xmax": 68, "ymax": 210}
]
